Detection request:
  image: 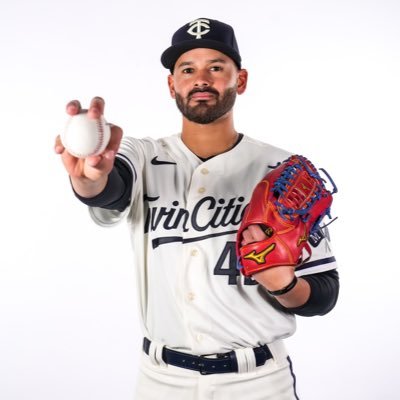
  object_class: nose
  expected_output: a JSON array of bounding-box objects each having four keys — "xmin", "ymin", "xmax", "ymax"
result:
[{"xmin": 194, "ymin": 69, "xmax": 213, "ymax": 88}]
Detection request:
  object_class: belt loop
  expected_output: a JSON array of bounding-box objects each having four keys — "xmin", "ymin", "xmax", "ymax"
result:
[
  {"xmin": 234, "ymin": 347, "xmax": 257, "ymax": 373},
  {"xmin": 267, "ymin": 340, "xmax": 287, "ymax": 365},
  {"xmin": 148, "ymin": 340, "xmax": 167, "ymax": 367}
]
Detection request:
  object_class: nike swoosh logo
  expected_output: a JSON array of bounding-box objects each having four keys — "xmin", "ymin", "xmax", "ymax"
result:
[
  {"xmin": 267, "ymin": 162, "xmax": 281, "ymax": 169},
  {"xmin": 143, "ymin": 194, "xmax": 160, "ymax": 202},
  {"xmin": 151, "ymin": 156, "xmax": 177, "ymax": 165}
]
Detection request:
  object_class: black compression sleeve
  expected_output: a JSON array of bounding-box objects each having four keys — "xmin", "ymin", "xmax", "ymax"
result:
[
  {"xmin": 72, "ymin": 157, "xmax": 133, "ymax": 212},
  {"xmin": 287, "ymin": 269, "xmax": 340, "ymax": 317}
]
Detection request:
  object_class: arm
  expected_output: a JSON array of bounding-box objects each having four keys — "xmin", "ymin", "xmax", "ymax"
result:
[
  {"xmin": 242, "ymin": 225, "xmax": 339, "ymax": 313},
  {"xmin": 253, "ymin": 267, "xmax": 339, "ymax": 315},
  {"xmin": 253, "ymin": 266, "xmax": 311, "ymax": 309},
  {"xmin": 72, "ymin": 158, "xmax": 133, "ymax": 212},
  {"xmin": 287, "ymin": 269, "xmax": 339, "ymax": 316}
]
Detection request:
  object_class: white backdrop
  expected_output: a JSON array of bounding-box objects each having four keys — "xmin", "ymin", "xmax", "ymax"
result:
[{"xmin": 1, "ymin": 0, "xmax": 399, "ymax": 399}]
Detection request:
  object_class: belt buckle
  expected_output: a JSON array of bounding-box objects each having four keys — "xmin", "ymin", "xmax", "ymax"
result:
[
  {"xmin": 198, "ymin": 354, "xmax": 217, "ymax": 375},
  {"xmin": 198, "ymin": 352, "xmax": 232, "ymax": 375}
]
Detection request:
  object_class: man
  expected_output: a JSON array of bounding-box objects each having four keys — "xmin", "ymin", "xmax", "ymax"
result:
[{"xmin": 56, "ymin": 18, "xmax": 339, "ymax": 399}]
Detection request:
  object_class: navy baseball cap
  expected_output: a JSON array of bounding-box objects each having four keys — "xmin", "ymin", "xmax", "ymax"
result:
[{"xmin": 161, "ymin": 18, "xmax": 242, "ymax": 71}]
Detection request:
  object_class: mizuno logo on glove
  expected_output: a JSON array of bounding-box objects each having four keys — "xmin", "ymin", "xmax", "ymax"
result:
[{"xmin": 243, "ymin": 243, "xmax": 276, "ymax": 265}]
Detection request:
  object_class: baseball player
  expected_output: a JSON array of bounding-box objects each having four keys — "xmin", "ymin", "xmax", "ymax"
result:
[{"xmin": 55, "ymin": 18, "xmax": 339, "ymax": 399}]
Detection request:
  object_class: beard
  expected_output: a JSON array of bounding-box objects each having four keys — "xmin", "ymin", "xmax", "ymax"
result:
[{"xmin": 175, "ymin": 86, "xmax": 237, "ymax": 124}]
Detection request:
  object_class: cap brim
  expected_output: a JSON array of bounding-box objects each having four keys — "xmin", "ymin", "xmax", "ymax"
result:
[{"xmin": 161, "ymin": 39, "xmax": 242, "ymax": 71}]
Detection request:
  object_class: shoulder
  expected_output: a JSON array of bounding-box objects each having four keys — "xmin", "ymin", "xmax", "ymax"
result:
[
  {"xmin": 116, "ymin": 134, "xmax": 181, "ymax": 163},
  {"xmin": 119, "ymin": 134, "xmax": 179, "ymax": 154},
  {"xmin": 236, "ymin": 134, "xmax": 293, "ymax": 165}
]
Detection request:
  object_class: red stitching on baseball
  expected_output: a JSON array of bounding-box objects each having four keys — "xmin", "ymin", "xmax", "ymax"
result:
[{"xmin": 93, "ymin": 119, "xmax": 105, "ymax": 155}]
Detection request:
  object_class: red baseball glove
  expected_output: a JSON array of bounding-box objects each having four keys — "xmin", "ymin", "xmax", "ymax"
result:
[{"xmin": 236, "ymin": 155, "xmax": 337, "ymax": 277}]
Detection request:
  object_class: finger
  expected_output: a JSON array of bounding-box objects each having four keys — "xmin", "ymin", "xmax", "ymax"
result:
[
  {"xmin": 241, "ymin": 229, "xmax": 255, "ymax": 246},
  {"xmin": 54, "ymin": 135, "xmax": 65, "ymax": 154},
  {"xmin": 96, "ymin": 124, "xmax": 123, "ymax": 162},
  {"xmin": 87, "ymin": 96, "xmax": 105, "ymax": 119},
  {"xmin": 86, "ymin": 151, "xmax": 114, "ymax": 170},
  {"xmin": 85, "ymin": 154, "xmax": 104, "ymax": 168},
  {"xmin": 85, "ymin": 125, "xmax": 122, "ymax": 168},
  {"xmin": 241, "ymin": 224, "xmax": 268, "ymax": 246},
  {"xmin": 107, "ymin": 124, "xmax": 123, "ymax": 153},
  {"xmin": 247, "ymin": 224, "xmax": 268, "ymax": 241},
  {"xmin": 66, "ymin": 100, "xmax": 82, "ymax": 116}
]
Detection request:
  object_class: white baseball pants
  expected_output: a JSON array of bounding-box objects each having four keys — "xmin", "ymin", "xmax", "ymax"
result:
[{"xmin": 134, "ymin": 340, "xmax": 299, "ymax": 400}]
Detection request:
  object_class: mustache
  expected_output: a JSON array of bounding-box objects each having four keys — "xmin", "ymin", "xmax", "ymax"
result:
[{"xmin": 188, "ymin": 87, "xmax": 220, "ymax": 99}]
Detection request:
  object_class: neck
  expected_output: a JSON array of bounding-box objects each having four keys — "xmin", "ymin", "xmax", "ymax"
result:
[{"xmin": 181, "ymin": 112, "xmax": 238, "ymax": 159}]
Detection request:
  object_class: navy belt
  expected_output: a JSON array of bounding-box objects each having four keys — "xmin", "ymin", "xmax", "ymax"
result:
[{"xmin": 143, "ymin": 337, "xmax": 273, "ymax": 375}]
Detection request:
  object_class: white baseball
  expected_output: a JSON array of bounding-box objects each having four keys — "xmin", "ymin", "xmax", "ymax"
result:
[{"xmin": 61, "ymin": 113, "xmax": 111, "ymax": 158}]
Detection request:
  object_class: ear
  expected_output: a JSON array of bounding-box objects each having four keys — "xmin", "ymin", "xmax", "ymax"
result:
[
  {"xmin": 236, "ymin": 69, "xmax": 248, "ymax": 95},
  {"xmin": 167, "ymin": 75, "xmax": 176, "ymax": 99}
]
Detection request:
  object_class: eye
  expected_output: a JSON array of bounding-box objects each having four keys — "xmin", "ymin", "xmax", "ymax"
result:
[
  {"xmin": 182, "ymin": 67, "xmax": 194, "ymax": 74},
  {"xmin": 210, "ymin": 65, "xmax": 223, "ymax": 72}
]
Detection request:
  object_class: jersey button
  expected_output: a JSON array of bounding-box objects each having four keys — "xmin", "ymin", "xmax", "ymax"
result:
[
  {"xmin": 187, "ymin": 292, "xmax": 195, "ymax": 301},
  {"xmin": 191, "ymin": 249, "xmax": 198, "ymax": 257},
  {"xmin": 198, "ymin": 187, "xmax": 206, "ymax": 194},
  {"xmin": 201, "ymin": 168, "xmax": 209, "ymax": 175},
  {"xmin": 196, "ymin": 334, "xmax": 204, "ymax": 342}
]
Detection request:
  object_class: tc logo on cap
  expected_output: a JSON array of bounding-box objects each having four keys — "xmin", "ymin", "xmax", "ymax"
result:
[
  {"xmin": 187, "ymin": 18, "xmax": 211, "ymax": 39},
  {"xmin": 161, "ymin": 18, "xmax": 242, "ymax": 70}
]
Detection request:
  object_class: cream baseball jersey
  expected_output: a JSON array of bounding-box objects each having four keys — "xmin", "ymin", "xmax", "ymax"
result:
[{"xmin": 89, "ymin": 134, "xmax": 337, "ymax": 355}]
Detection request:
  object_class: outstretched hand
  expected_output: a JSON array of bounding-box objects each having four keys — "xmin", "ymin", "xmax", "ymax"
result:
[{"xmin": 55, "ymin": 97, "xmax": 123, "ymax": 197}]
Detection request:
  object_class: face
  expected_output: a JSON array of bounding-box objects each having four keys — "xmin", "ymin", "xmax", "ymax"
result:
[{"xmin": 168, "ymin": 48, "xmax": 248, "ymax": 124}]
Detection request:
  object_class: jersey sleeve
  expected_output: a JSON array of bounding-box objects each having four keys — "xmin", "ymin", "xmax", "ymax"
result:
[
  {"xmin": 288, "ymin": 269, "xmax": 339, "ymax": 316},
  {"xmin": 295, "ymin": 226, "xmax": 338, "ymax": 276},
  {"xmin": 89, "ymin": 137, "xmax": 145, "ymax": 227},
  {"xmin": 73, "ymin": 158, "xmax": 132, "ymax": 211}
]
